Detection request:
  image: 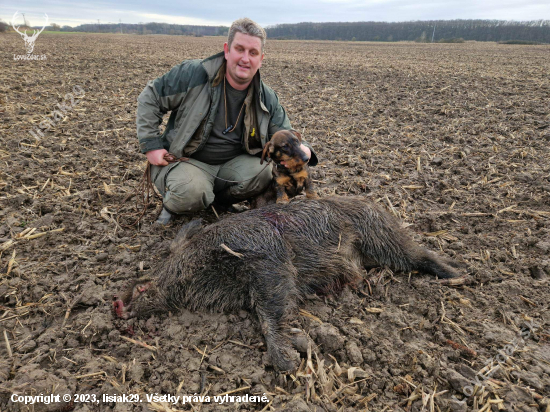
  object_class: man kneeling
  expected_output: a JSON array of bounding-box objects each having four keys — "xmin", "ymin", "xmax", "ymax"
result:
[{"xmin": 136, "ymin": 18, "xmax": 317, "ymax": 223}]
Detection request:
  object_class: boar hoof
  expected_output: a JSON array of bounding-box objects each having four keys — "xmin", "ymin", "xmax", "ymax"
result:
[
  {"xmin": 270, "ymin": 347, "xmax": 300, "ymax": 372},
  {"xmin": 289, "ymin": 329, "xmax": 309, "ymax": 353}
]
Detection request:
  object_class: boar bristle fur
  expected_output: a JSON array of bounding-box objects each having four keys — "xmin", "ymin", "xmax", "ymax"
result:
[{"xmin": 117, "ymin": 196, "xmax": 463, "ymax": 371}]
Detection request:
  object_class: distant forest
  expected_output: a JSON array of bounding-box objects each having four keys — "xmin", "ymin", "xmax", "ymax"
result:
[
  {"xmin": 0, "ymin": 19, "xmax": 227, "ymax": 36},
  {"xmin": 58, "ymin": 22, "xmax": 228, "ymax": 36},
  {"xmin": 1, "ymin": 19, "xmax": 548, "ymax": 43},
  {"xmin": 265, "ymin": 20, "xmax": 550, "ymax": 43}
]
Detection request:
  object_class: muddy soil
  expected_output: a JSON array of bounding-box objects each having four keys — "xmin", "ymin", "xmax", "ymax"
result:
[{"xmin": 0, "ymin": 34, "xmax": 549, "ymax": 411}]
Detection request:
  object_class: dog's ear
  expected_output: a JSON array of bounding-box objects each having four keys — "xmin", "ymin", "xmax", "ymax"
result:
[
  {"xmin": 290, "ymin": 129, "xmax": 302, "ymax": 142},
  {"xmin": 261, "ymin": 141, "xmax": 273, "ymax": 165}
]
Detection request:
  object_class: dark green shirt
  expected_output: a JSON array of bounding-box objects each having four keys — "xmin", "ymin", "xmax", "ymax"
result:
[{"xmin": 191, "ymin": 81, "xmax": 248, "ymax": 165}]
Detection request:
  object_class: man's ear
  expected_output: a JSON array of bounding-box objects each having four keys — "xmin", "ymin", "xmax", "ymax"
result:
[
  {"xmin": 261, "ymin": 141, "xmax": 273, "ymax": 165},
  {"xmin": 223, "ymin": 42, "xmax": 229, "ymax": 59},
  {"xmin": 290, "ymin": 129, "xmax": 302, "ymax": 142}
]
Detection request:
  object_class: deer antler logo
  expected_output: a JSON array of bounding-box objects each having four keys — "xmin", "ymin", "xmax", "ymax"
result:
[{"xmin": 11, "ymin": 11, "xmax": 49, "ymax": 54}]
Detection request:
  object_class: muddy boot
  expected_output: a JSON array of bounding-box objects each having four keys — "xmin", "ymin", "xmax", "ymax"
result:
[
  {"xmin": 213, "ymin": 188, "xmax": 248, "ymax": 213},
  {"xmin": 156, "ymin": 207, "xmax": 174, "ymax": 225}
]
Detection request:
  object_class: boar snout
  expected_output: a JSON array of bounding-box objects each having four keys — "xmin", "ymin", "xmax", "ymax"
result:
[
  {"xmin": 113, "ymin": 279, "xmax": 155, "ymax": 319},
  {"xmin": 112, "ymin": 296, "xmax": 128, "ymax": 319}
]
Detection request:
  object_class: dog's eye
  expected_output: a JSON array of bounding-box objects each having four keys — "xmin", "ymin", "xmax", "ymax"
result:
[{"xmin": 282, "ymin": 144, "xmax": 289, "ymax": 149}]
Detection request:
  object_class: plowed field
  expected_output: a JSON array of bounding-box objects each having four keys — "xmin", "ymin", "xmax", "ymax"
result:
[{"xmin": 1, "ymin": 34, "xmax": 549, "ymax": 411}]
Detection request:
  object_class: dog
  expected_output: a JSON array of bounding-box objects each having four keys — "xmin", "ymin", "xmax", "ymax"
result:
[{"xmin": 251, "ymin": 130, "xmax": 318, "ymax": 208}]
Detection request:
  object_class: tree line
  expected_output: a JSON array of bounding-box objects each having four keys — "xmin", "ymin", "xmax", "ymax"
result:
[
  {"xmin": 2, "ymin": 19, "xmax": 548, "ymax": 43},
  {"xmin": 0, "ymin": 20, "xmax": 227, "ymax": 36},
  {"xmin": 265, "ymin": 20, "xmax": 550, "ymax": 43},
  {"xmin": 61, "ymin": 22, "xmax": 228, "ymax": 36}
]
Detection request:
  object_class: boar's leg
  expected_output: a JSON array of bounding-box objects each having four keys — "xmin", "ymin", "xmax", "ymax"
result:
[
  {"xmin": 250, "ymin": 264, "xmax": 300, "ymax": 372},
  {"xmin": 381, "ymin": 241, "xmax": 461, "ymax": 279},
  {"xmin": 371, "ymin": 236, "xmax": 461, "ymax": 279},
  {"xmin": 353, "ymin": 213, "xmax": 461, "ymax": 279}
]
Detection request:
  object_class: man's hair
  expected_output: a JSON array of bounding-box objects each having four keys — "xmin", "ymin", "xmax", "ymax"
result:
[{"xmin": 227, "ymin": 18, "xmax": 266, "ymax": 53}]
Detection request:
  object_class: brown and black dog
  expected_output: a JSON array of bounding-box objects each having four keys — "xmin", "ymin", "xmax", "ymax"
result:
[{"xmin": 251, "ymin": 130, "xmax": 318, "ymax": 208}]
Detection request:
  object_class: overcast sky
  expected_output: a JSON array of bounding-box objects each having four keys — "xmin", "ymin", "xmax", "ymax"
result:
[{"xmin": 1, "ymin": 0, "xmax": 549, "ymax": 28}]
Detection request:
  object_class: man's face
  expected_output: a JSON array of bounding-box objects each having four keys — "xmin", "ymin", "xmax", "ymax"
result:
[{"xmin": 224, "ymin": 32, "xmax": 264, "ymax": 89}]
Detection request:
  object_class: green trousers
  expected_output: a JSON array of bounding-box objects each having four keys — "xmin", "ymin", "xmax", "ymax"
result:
[{"xmin": 150, "ymin": 154, "xmax": 272, "ymax": 214}]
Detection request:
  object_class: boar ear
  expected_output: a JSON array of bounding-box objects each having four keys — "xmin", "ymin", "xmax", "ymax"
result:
[
  {"xmin": 261, "ymin": 141, "xmax": 273, "ymax": 165},
  {"xmin": 171, "ymin": 219, "xmax": 203, "ymax": 251},
  {"xmin": 290, "ymin": 129, "xmax": 302, "ymax": 142},
  {"xmin": 177, "ymin": 219, "xmax": 203, "ymax": 240}
]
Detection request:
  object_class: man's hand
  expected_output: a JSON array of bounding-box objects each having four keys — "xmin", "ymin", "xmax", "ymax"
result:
[
  {"xmin": 146, "ymin": 149, "xmax": 169, "ymax": 166},
  {"xmin": 300, "ymin": 144, "xmax": 311, "ymax": 161},
  {"xmin": 280, "ymin": 144, "xmax": 311, "ymax": 168}
]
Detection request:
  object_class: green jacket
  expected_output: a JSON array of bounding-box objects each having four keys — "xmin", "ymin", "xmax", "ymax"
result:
[{"xmin": 136, "ymin": 51, "xmax": 317, "ymax": 166}]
